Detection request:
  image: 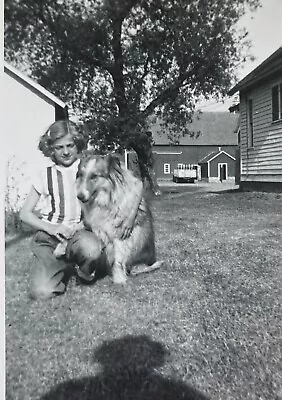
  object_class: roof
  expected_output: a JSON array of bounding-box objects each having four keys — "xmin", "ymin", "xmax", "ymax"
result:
[
  {"xmin": 229, "ymin": 47, "xmax": 282, "ymax": 95},
  {"xmin": 4, "ymin": 61, "xmax": 67, "ymax": 109},
  {"xmin": 152, "ymin": 112, "xmax": 239, "ymax": 146},
  {"xmin": 199, "ymin": 150, "xmax": 235, "ymax": 164}
]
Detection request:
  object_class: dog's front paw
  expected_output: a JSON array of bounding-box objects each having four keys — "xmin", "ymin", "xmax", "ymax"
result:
[{"xmin": 112, "ymin": 264, "xmax": 127, "ymax": 285}]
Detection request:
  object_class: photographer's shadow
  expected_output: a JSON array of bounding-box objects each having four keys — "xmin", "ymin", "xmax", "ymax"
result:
[{"xmin": 41, "ymin": 335, "xmax": 209, "ymax": 400}]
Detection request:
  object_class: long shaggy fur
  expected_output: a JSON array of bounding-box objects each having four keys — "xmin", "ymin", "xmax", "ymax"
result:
[{"xmin": 76, "ymin": 152, "xmax": 163, "ymax": 284}]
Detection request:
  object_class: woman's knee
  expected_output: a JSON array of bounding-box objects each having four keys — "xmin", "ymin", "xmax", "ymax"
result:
[
  {"xmin": 68, "ymin": 230, "xmax": 103, "ymax": 261},
  {"xmin": 29, "ymin": 285, "xmax": 57, "ymax": 300},
  {"xmin": 29, "ymin": 280, "xmax": 65, "ymax": 300}
]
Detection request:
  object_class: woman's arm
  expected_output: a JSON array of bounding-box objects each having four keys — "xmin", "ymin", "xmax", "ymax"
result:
[
  {"xmin": 20, "ymin": 186, "xmax": 73, "ymax": 241},
  {"xmin": 116, "ymin": 175, "xmax": 144, "ymax": 240}
]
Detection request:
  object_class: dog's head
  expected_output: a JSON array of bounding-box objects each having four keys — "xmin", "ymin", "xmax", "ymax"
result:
[{"xmin": 76, "ymin": 153, "xmax": 124, "ymax": 203}]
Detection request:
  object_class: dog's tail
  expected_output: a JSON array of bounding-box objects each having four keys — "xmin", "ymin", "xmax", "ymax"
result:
[{"xmin": 129, "ymin": 261, "xmax": 164, "ymax": 276}]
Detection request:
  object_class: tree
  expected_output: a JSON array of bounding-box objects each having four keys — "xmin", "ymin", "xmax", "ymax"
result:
[{"xmin": 5, "ymin": 0, "xmax": 260, "ymax": 194}]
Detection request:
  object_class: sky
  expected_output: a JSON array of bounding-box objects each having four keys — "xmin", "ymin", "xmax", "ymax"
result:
[{"xmin": 198, "ymin": 0, "xmax": 282, "ymax": 111}]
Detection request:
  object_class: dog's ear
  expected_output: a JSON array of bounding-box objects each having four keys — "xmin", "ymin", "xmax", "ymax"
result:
[
  {"xmin": 106, "ymin": 154, "xmax": 123, "ymax": 183},
  {"xmin": 80, "ymin": 149, "xmax": 97, "ymax": 160},
  {"xmin": 107, "ymin": 154, "xmax": 121, "ymax": 171}
]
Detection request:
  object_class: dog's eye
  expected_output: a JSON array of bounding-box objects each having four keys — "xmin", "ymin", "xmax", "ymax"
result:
[{"xmin": 90, "ymin": 174, "xmax": 97, "ymax": 180}]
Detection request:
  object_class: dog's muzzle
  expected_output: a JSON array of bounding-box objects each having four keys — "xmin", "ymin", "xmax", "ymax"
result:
[{"xmin": 77, "ymin": 191, "xmax": 90, "ymax": 203}]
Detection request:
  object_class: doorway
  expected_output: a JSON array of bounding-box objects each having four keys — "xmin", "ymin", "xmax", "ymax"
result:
[{"xmin": 218, "ymin": 163, "xmax": 227, "ymax": 181}]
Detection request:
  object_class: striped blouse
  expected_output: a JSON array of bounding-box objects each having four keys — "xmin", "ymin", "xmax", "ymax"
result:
[{"xmin": 33, "ymin": 160, "xmax": 81, "ymax": 227}]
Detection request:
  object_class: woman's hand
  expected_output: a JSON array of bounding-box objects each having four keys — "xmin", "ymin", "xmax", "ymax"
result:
[
  {"xmin": 47, "ymin": 224, "xmax": 74, "ymax": 242},
  {"xmin": 117, "ymin": 216, "xmax": 135, "ymax": 240}
]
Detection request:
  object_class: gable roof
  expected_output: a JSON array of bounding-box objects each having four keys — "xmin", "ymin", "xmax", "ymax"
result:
[
  {"xmin": 199, "ymin": 150, "xmax": 235, "ymax": 164},
  {"xmin": 152, "ymin": 112, "xmax": 239, "ymax": 146},
  {"xmin": 4, "ymin": 61, "xmax": 67, "ymax": 109},
  {"xmin": 229, "ymin": 47, "xmax": 282, "ymax": 95}
]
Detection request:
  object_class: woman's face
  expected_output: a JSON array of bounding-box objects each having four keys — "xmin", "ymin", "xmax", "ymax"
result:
[{"xmin": 53, "ymin": 133, "xmax": 78, "ymax": 167}]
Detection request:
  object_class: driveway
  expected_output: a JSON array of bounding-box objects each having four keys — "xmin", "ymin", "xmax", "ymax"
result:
[{"xmin": 158, "ymin": 180, "xmax": 239, "ymax": 195}]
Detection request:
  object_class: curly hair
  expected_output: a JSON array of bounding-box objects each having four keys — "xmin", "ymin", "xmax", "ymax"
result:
[{"xmin": 38, "ymin": 120, "xmax": 87, "ymax": 161}]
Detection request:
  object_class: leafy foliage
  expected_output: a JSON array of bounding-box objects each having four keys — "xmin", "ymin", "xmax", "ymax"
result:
[{"xmin": 5, "ymin": 0, "xmax": 260, "ymax": 189}]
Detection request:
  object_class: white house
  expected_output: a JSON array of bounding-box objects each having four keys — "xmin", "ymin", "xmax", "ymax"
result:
[{"xmin": 228, "ymin": 47, "xmax": 282, "ymax": 191}]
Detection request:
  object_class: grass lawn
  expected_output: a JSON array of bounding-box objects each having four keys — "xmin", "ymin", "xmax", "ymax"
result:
[{"xmin": 5, "ymin": 189, "xmax": 282, "ymax": 400}]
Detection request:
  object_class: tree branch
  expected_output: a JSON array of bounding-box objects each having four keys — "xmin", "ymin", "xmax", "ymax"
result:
[
  {"xmin": 105, "ymin": 0, "xmax": 140, "ymax": 20},
  {"xmin": 111, "ymin": 16, "xmax": 127, "ymax": 113},
  {"xmin": 131, "ymin": 54, "xmax": 151, "ymax": 110},
  {"xmin": 141, "ymin": 66, "xmax": 197, "ymax": 117}
]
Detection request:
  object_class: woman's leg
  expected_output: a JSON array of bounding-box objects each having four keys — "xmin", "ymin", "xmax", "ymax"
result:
[
  {"xmin": 30, "ymin": 231, "xmax": 75, "ymax": 300},
  {"xmin": 66, "ymin": 230, "xmax": 105, "ymax": 279}
]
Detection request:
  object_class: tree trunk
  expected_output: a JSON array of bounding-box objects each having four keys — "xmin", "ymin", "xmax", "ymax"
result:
[
  {"xmin": 133, "ymin": 146, "xmax": 161, "ymax": 196},
  {"xmin": 145, "ymin": 164, "xmax": 161, "ymax": 196}
]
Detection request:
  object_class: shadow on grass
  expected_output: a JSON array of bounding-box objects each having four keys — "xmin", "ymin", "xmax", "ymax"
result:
[
  {"xmin": 41, "ymin": 335, "xmax": 209, "ymax": 400},
  {"xmin": 5, "ymin": 230, "xmax": 35, "ymax": 249},
  {"xmin": 207, "ymin": 188, "xmax": 241, "ymax": 195}
]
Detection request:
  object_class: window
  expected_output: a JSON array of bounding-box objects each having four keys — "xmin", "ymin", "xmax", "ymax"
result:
[
  {"xmin": 247, "ymin": 98, "xmax": 254, "ymax": 147},
  {"xmin": 164, "ymin": 163, "xmax": 170, "ymax": 174},
  {"xmin": 272, "ymin": 83, "xmax": 282, "ymax": 121}
]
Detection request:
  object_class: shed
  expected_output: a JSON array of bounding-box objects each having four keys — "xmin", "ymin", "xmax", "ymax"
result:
[
  {"xmin": 3, "ymin": 61, "xmax": 68, "ymax": 162},
  {"xmin": 199, "ymin": 148, "xmax": 236, "ymax": 182},
  {"xmin": 3, "ymin": 62, "xmax": 69, "ymax": 210}
]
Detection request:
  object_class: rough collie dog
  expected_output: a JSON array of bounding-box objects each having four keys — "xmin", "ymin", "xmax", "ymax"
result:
[{"xmin": 74, "ymin": 152, "xmax": 163, "ymax": 284}]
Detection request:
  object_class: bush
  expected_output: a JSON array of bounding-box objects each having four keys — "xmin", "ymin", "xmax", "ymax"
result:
[
  {"xmin": 5, "ymin": 155, "xmax": 32, "ymax": 234},
  {"xmin": 5, "ymin": 209, "xmax": 22, "ymax": 234}
]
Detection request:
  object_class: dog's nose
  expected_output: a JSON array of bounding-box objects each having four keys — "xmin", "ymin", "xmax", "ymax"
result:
[{"xmin": 77, "ymin": 192, "xmax": 87, "ymax": 202}]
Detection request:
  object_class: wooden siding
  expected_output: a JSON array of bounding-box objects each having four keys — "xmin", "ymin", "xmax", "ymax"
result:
[{"xmin": 240, "ymin": 75, "xmax": 282, "ymax": 182}]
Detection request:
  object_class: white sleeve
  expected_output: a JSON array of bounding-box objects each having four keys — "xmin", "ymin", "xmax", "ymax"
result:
[{"xmin": 31, "ymin": 168, "xmax": 46, "ymax": 195}]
